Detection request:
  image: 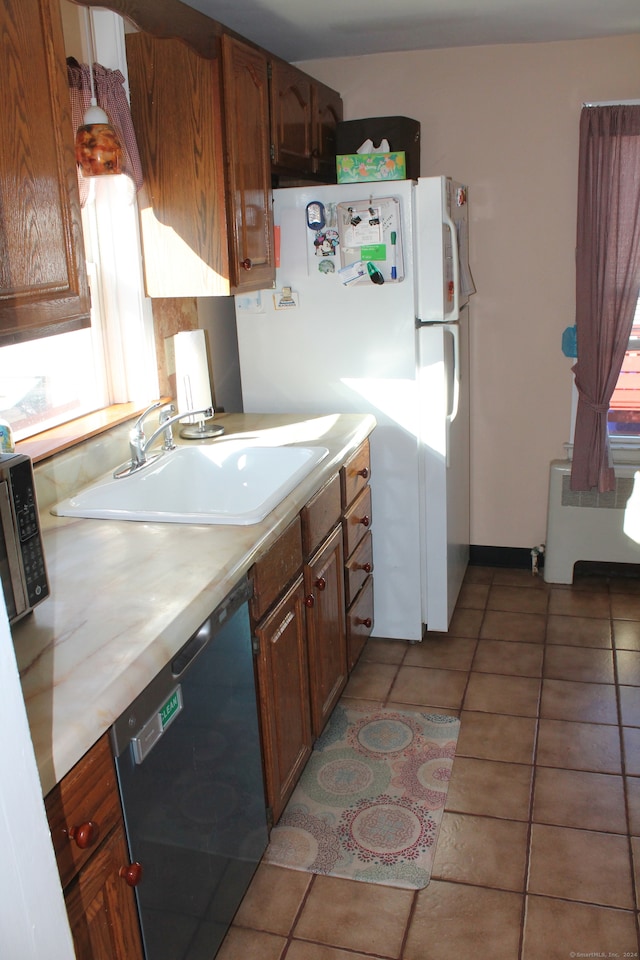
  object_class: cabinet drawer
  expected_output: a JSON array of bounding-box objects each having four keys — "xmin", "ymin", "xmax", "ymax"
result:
[
  {"xmin": 301, "ymin": 473, "xmax": 341, "ymax": 557},
  {"xmin": 45, "ymin": 735, "xmax": 121, "ymax": 890},
  {"xmin": 345, "ymin": 531, "xmax": 373, "ymax": 607},
  {"xmin": 342, "ymin": 485, "xmax": 372, "ymax": 558},
  {"xmin": 340, "ymin": 439, "xmax": 371, "ymax": 508},
  {"xmin": 251, "ymin": 516, "xmax": 303, "ymax": 621},
  {"xmin": 346, "ymin": 575, "xmax": 374, "ymax": 671}
]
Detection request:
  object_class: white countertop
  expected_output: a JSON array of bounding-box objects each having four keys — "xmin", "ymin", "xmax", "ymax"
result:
[{"xmin": 13, "ymin": 412, "xmax": 376, "ymax": 795}]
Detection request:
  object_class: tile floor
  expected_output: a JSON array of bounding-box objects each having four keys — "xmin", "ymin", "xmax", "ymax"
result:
[{"xmin": 218, "ymin": 565, "xmax": 640, "ymax": 960}]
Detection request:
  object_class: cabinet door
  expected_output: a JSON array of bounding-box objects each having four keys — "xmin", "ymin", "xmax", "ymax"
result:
[
  {"xmin": 221, "ymin": 35, "xmax": 275, "ymax": 292},
  {"xmin": 254, "ymin": 575, "xmax": 312, "ymax": 823},
  {"xmin": 0, "ymin": 0, "xmax": 90, "ymax": 345},
  {"xmin": 125, "ymin": 33, "xmax": 230, "ymax": 297},
  {"xmin": 305, "ymin": 525, "xmax": 347, "ymax": 738},
  {"xmin": 65, "ymin": 825, "xmax": 144, "ymax": 960},
  {"xmin": 269, "ymin": 59, "xmax": 314, "ymax": 175},
  {"xmin": 312, "ymin": 82, "xmax": 343, "ymax": 182}
]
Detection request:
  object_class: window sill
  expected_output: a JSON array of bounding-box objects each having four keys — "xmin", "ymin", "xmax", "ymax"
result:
[{"xmin": 16, "ymin": 402, "xmax": 167, "ymax": 464}]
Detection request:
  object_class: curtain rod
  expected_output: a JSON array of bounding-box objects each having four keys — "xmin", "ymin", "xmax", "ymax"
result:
[{"xmin": 583, "ymin": 99, "xmax": 640, "ymax": 106}]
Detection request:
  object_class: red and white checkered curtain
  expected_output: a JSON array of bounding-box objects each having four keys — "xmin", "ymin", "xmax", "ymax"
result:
[{"xmin": 67, "ymin": 58, "xmax": 144, "ymax": 206}]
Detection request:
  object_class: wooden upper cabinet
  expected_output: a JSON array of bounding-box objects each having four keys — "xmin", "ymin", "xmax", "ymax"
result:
[
  {"xmin": 125, "ymin": 33, "xmax": 231, "ymax": 297},
  {"xmin": 270, "ymin": 59, "xmax": 342, "ymax": 182},
  {"xmin": 269, "ymin": 60, "xmax": 314, "ymax": 175},
  {"xmin": 221, "ymin": 35, "xmax": 275, "ymax": 293},
  {"xmin": 0, "ymin": 0, "xmax": 90, "ymax": 345},
  {"xmin": 313, "ymin": 81, "xmax": 343, "ymax": 182}
]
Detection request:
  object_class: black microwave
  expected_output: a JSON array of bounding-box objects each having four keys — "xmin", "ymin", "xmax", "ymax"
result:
[{"xmin": 0, "ymin": 453, "xmax": 49, "ymax": 624}]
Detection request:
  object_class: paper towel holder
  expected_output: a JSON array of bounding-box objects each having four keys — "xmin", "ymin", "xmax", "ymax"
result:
[{"xmin": 179, "ymin": 414, "xmax": 225, "ymax": 440}]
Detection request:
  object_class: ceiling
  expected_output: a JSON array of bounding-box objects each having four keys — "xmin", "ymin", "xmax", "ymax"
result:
[{"xmin": 182, "ymin": 0, "xmax": 640, "ymax": 62}]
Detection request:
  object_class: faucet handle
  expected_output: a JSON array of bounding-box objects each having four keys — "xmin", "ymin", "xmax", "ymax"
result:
[{"xmin": 133, "ymin": 400, "xmax": 165, "ymax": 434}]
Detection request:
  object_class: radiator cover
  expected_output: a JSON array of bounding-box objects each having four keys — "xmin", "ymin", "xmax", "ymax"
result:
[{"xmin": 544, "ymin": 459, "xmax": 640, "ymax": 583}]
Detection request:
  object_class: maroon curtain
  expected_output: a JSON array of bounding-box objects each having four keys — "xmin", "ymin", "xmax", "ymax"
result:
[
  {"xmin": 67, "ymin": 59, "xmax": 144, "ymax": 207},
  {"xmin": 571, "ymin": 105, "xmax": 640, "ymax": 492}
]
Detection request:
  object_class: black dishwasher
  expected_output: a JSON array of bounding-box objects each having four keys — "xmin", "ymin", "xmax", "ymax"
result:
[{"xmin": 111, "ymin": 578, "xmax": 268, "ymax": 960}]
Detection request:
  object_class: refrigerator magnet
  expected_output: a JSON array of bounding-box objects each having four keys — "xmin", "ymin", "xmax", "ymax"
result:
[
  {"xmin": 306, "ymin": 201, "xmax": 325, "ymax": 230},
  {"xmin": 313, "ymin": 229, "xmax": 339, "ymax": 257}
]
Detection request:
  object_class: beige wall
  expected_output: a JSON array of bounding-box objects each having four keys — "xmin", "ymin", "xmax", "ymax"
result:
[{"xmin": 301, "ymin": 36, "xmax": 640, "ymax": 549}]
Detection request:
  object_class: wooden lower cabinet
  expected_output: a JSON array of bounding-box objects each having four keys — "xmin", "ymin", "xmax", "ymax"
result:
[
  {"xmin": 65, "ymin": 825, "xmax": 144, "ymax": 960},
  {"xmin": 253, "ymin": 574, "xmax": 312, "ymax": 825},
  {"xmin": 340, "ymin": 440, "xmax": 375, "ymax": 670},
  {"xmin": 45, "ymin": 735, "xmax": 143, "ymax": 960},
  {"xmin": 304, "ymin": 524, "xmax": 347, "ymax": 738}
]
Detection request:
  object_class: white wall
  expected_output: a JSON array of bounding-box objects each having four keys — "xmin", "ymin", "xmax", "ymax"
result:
[{"xmin": 299, "ymin": 35, "xmax": 640, "ymax": 548}]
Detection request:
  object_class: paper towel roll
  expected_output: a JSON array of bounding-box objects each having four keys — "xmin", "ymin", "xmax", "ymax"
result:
[{"xmin": 173, "ymin": 329, "xmax": 213, "ymax": 423}]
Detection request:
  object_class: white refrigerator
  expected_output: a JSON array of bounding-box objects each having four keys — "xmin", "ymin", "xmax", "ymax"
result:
[{"xmin": 235, "ymin": 176, "xmax": 475, "ymax": 641}]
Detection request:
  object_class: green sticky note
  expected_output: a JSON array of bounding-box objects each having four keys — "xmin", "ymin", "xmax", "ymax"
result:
[{"xmin": 360, "ymin": 243, "xmax": 386, "ymax": 262}]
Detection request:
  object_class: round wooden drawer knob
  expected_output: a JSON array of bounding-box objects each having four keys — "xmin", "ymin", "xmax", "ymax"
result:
[
  {"xmin": 68, "ymin": 821, "xmax": 100, "ymax": 849},
  {"xmin": 119, "ymin": 862, "xmax": 143, "ymax": 887},
  {"xmin": 356, "ymin": 617, "xmax": 372, "ymax": 628}
]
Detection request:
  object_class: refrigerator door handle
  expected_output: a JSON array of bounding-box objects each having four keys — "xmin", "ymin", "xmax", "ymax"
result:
[
  {"xmin": 443, "ymin": 209, "xmax": 461, "ymax": 322},
  {"xmin": 445, "ymin": 322, "xmax": 460, "ymax": 468}
]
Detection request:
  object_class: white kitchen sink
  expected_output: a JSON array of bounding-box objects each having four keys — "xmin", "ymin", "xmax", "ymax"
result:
[{"xmin": 52, "ymin": 439, "xmax": 330, "ymax": 525}]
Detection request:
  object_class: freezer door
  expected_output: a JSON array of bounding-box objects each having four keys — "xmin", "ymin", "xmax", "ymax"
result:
[
  {"xmin": 417, "ymin": 310, "xmax": 470, "ymax": 631},
  {"xmin": 415, "ymin": 177, "xmax": 474, "ymax": 323}
]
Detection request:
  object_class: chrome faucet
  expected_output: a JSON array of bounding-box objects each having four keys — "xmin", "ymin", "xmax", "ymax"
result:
[{"xmin": 114, "ymin": 401, "xmax": 214, "ymax": 478}]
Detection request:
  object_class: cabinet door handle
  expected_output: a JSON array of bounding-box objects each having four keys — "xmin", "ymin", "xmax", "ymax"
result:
[
  {"xmin": 359, "ymin": 562, "xmax": 373, "ymax": 574},
  {"xmin": 304, "ymin": 594, "xmax": 315, "ymax": 608},
  {"xmin": 357, "ymin": 515, "xmax": 370, "ymax": 528},
  {"xmin": 356, "ymin": 467, "xmax": 369, "ymax": 479},
  {"xmin": 355, "ymin": 617, "xmax": 372, "ymax": 628},
  {"xmin": 241, "ymin": 258, "xmax": 253, "ymax": 271},
  {"xmin": 119, "ymin": 862, "xmax": 143, "ymax": 887},
  {"xmin": 314, "ymin": 577, "xmax": 326, "ymax": 591},
  {"xmin": 68, "ymin": 821, "xmax": 100, "ymax": 850}
]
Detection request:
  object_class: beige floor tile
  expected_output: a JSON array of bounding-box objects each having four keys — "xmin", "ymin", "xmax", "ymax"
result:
[
  {"xmin": 623, "ymin": 725, "xmax": 640, "ymax": 776},
  {"xmin": 611, "ymin": 593, "xmax": 640, "ymax": 620},
  {"xmin": 286, "ymin": 945, "xmax": 389, "ymax": 960},
  {"xmin": 522, "ymin": 895, "xmax": 638, "ymax": 960},
  {"xmin": 528, "ymin": 823, "xmax": 634, "ymax": 908},
  {"xmin": 472, "ymin": 639, "xmax": 544, "ymax": 677},
  {"xmin": 456, "ymin": 711, "xmax": 537, "ymax": 764},
  {"xmin": 293, "ymin": 876, "xmax": 413, "ymax": 956},
  {"xmin": 232, "ymin": 863, "xmax": 311, "ymax": 935},
  {"xmin": 216, "ymin": 927, "xmax": 287, "ymax": 960},
  {"xmin": 439, "ymin": 606, "xmax": 484, "ymax": 638},
  {"xmin": 464, "ymin": 565, "xmax": 495, "ymax": 584},
  {"xmin": 431, "ymin": 812, "xmax": 528, "ymax": 891},
  {"xmin": 549, "ymin": 589, "xmax": 611, "ymax": 618},
  {"xmin": 543, "ymin": 645, "xmax": 614, "ymax": 683},
  {"xmin": 488, "ymin": 585, "xmax": 549, "ymax": 615},
  {"xmin": 403, "ymin": 636, "xmax": 477, "ymax": 671},
  {"xmin": 621, "ymin": 686, "xmax": 640, "ymax": 726},
  {"xmin": 546, "ymin": 614, "xmax": 612, "ymax": 647},
  {"xmin": 463, "ymin": 672, "xmax": 541, "ymax": 717},
  {"xmin": 342, "ymin": 661, "xmax": 398, "ymax": 701},
  {"xmin": 540, "ymin": 678, "xmax": 618, "ymax": 724},
  {"xmin": 492, "ymin": 569, "xmax": 549, "ymax": 589},
  {"xmin": 626, "ymin": 775, "xmax": 640, "ymax": 834},
  {"xmin": 613, "ymin": 619, "xmax": 640, "ymax": 650},
  {"xmin": 617, "ymin": 649, "xmax": 640, "ymax": 685},
  {"xmin": 536, "ymin": 719, "xmax": 622, "ymax": 774},
  {"xmin": 360, "ymin": 637, "xmax": 408, "ymax": 665},
  {"xmin": 632, "ymin": 836, "xmax": 640, "ymax": 910},
  {"xmin": 456, "ymin": 582, "xmax": 490, "ymax": 609},
  {"xmin": 446, "ymin": 756, "xmax": 532, "ymax": 820},
  {"xmin": 480, "ymin": 609, "xmax": 547, "ymax": 644},
  {"xmin": 390, "ymin": 664, "xmax": 467, "ymax": 710},
  {"xmin": 404, "ymin": 880, "xmax": 523, "ymax": 960},
  {"xmin": 532, "ymin": 767, "xmax": 628, "ymax": 833}
]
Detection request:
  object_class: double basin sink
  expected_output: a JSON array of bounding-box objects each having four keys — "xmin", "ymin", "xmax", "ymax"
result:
[{"xmin": 53, "ymin": 437, "xmax": 330, "ymax": 525}]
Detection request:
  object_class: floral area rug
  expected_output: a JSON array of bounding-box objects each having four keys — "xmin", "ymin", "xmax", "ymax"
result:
[{"xmin": 263, "ymin": 703, "xmax": 460, "ymax": 889}]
